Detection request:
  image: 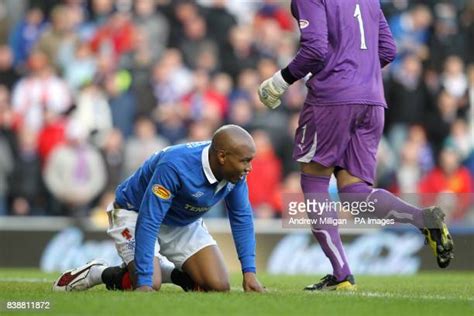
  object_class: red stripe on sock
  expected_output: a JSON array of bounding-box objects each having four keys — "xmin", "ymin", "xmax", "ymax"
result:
[{"xmin": 121, "ymin": 271, "xmax": 132, "ymax": 290}]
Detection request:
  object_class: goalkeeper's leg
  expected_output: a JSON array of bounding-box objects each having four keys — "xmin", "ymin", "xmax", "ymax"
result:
[{"xmin": 337, "ymin": 170, "xmax": 454, "ymax": 268}]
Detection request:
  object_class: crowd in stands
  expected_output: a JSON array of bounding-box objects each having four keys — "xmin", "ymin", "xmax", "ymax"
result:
[{"xmin": 0, "ymin": 0, "xmax": 472, "ymax": 224}]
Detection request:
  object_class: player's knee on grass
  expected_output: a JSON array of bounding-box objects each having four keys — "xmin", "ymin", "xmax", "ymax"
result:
[
  {"xmin": 202, "ymin": 276, "xmax": 230, "ymax": 292},
  {"xmin": 152, "ymin": 279, "xmax": 162, "ymax": 291}
]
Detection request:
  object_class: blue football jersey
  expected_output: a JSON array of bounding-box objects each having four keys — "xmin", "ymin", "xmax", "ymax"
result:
[{"xmin": 115, "ymin": 141, "xmax": 256, "ymax": 287}]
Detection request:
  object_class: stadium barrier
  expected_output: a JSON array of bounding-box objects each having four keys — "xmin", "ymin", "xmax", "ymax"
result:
[{"xmin": 0, "ymin": 217, "xmax": 472, "ymax": 273}]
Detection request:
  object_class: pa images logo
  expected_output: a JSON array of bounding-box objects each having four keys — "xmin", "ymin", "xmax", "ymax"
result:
[{"xmin": 152, "ymin": 184, "xmax": 171, "ymax": 200}]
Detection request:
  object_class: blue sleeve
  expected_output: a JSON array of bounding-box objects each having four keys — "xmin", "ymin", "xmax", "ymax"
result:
[
  {"xmin": 225, "ymin": 179, "xmax": 256, "ymax": 273},
  {"xmin": 134, "ymin": 163, "xmax": 180, "ymax": 287},
  {"xmin": 378, "ymin": 10, "xmax": 397, "ymax": 68},
  {"xmin": 284, "ymin": 0, "xmax": 328, "ymax": 82}
]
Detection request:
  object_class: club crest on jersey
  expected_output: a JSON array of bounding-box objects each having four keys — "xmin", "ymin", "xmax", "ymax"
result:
[
  {"xmin": 152, "ymin": 184, "xmax": 171, "ymax": 200},
  {"xmin": 299, "ymin": 19, "xmax": 309, "ymax": 29}
]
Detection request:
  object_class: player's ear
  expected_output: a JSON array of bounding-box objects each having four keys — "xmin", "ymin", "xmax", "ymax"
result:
[{"xmin": 217, "ymin": 149, "xmax": 226, "ymax": 165}]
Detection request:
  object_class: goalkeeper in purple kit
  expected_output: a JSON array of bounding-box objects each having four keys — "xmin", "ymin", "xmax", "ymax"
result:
[{"xmin": 258, "ymin": 0, "xmax": 454, "ymax": 291}]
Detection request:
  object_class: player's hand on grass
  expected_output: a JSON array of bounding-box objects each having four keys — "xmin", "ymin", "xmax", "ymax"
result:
[
  {"xmin": 258, "ymin": 70, "xmax": 289, "ymax": 110},
  {"xmin": 135, "ymin": 285, "xmax": 154, "ymax": 292},
  {"xmin": 243, "ymin": 272, "xmax": 266, "ymax": 293}
]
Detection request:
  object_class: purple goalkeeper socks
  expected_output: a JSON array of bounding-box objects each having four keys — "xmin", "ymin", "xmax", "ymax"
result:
[
  {"xmin": 300, "ymin": 173, "xmax": 352, "ymax": 281},
  {"xmin": 338, "ymin": 182, "xmax": 424, "ymax": 228}
]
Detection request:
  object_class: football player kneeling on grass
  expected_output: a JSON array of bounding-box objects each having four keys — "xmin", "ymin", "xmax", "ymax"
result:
[{"xmin": 53, "ymin": 125, "xmax": 265, "ymax": 293}]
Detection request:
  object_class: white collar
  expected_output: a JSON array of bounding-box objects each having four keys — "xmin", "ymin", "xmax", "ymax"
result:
[
  {"xmin": 202, "ymin": 145, "xmax": 218, "ymax": 184},
  {"xmin": 202, "ymin": 144, "xmax": 227, "ymax": 193}
]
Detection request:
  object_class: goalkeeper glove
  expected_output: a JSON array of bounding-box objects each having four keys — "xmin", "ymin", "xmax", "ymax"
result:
[{"xmin": 258, "ymin": 70, "xmax": 289, "ymax": 109}]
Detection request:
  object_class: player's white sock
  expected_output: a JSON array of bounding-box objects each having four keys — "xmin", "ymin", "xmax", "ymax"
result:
[
  {"xmin": 89, "ymin": 264, "xmax": 107, "ymax": 286},
  {"xmin": 158, "ymin": 255, "xmax": 175, "ymax": 283}
]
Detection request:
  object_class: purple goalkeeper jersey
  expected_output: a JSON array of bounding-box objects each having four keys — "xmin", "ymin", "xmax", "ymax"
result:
[{"xmin": 285, "ymin": 0, "xmax": 397, "ymax": 107}]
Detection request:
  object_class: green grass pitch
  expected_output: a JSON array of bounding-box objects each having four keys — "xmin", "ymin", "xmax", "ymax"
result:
[{"xmin": 0, "ymin": 269, "xmax": 473, "ymax": 316}]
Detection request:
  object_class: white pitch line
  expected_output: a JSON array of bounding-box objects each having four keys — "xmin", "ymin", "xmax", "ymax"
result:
[{"xmin": 331, "ymin": 291, "xmax": 474, "ymax": 302}]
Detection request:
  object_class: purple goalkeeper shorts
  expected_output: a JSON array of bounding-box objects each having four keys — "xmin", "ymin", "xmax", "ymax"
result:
[{"xmin": 292, "ymin": 103, "xmax": 384, "ymax": 185}]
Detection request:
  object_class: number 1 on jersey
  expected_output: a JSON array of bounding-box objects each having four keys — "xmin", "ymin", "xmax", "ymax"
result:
[{"xmin": 354, "ymin": 4, "xmax": 368, "ymax": 50}]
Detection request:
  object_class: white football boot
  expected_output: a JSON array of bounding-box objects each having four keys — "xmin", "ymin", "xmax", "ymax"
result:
[{"xmin": 52, "ymin": 260, "xmax": 108, "ymax": 292}]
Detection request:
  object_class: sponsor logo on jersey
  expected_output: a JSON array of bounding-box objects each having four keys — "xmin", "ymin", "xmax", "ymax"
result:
[
  {"xmin": 299, "ymin": 19, "xmax": 309, "ymax": 29},
  {"xmin": 184, "ymin": 204, "xmax": 211, "ymax": 212},
  {"xmin": 152, "ymin": 184, "xmax": 171, "ymax": 200}
]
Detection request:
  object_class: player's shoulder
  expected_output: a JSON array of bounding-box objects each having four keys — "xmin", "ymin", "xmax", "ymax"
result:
[{"xmin": 158, "ymin": 141, "xmax": 210, "ymax": 170}]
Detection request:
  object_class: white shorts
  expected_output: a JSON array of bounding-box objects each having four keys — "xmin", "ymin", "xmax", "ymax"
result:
[{"xmin": 106, "ymin": 202, "xmax": 217, "ymax": 268}]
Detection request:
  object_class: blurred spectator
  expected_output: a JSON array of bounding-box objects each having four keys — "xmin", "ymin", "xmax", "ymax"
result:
[
  {"xmin": 88, "ymin": 0, "xmax": 115, "ymax": 29},
  {"xmin": 221, "ymin": 25, "xmax": 260, "ymax": 81},
  {"xmin": 101, "ymin": 128, "xmax": 124, "ymax": 190},
  {"xmin": 177, "ymin": 14, "xmax": 218, "ymax": 70},
  {"xmin": 72, "ymin": 83, "xmax": 112, "ymax": 147},
  {"xmin": 0, "ymin": 1, "xmax": 11, "ymax": 44},
  {"xmin": 254, "ymin": 19, "xmax": 284, "ymax": 60},
  {"xmin": 90, "ymin": 11, "xmax": 136, "ymax": 62},
  {"xmin": 385, "ymin": 54, "xmax": 430, "ymax": 154},
  {"xmin": 419, "ymin": 145, "xmax": 473, "ymax": 221},
  {"xmin": 8, "ymin": 5, "xmax": 46, "ymax": 68},
  {"xmin": 11, "ymin": 49, "xmax": 72, "ymax": 133},
  {"xmin": 0, "ymin": 45, "xmax": 20, "ymax": 90},
  {"xmin": 389, "ymin": 4, "xmax": 432, "ymax": 69},
  {"xmin": 440, "ymin": 55, "xmax": 468, "ymax": 100},
  {"xmin": 104, "ymin": 70, "xmax": 136, "ymax": 138},
  {"xmin": 0, "ymin": 131, "xmax": 13, "ymax": 215},
  {"xmin": 36, "ymin": 111, "xmax": 67, "ymax": 165},
  {"xmin": 276, "ymin": 112, "xmax": 299, "ymax": 177},
  {"xmin": 167, "ymin": 0, "xmax": 201, "ymax": 49},
  {"xmin": 396, "ymin": 140, "xmax": 422, "ymax": 194},
  {"xmin": 61, "ymin": 0, "xmax": 93, "ymax": 42},
  {"xmin": 445, "ymin": 119, "xmax": 473, "ymax": 164},
  {"xmin": 203, "ymin": 0, "xmax": 237, "ymax": 58},
  {"xmin": 151, "ymin": 49, "xmax": 193, "ymax": 105},
  {"xmin": 63, "ymin": 41, "xmax": 97, "ymax": 93},
  {"xmin": 154, "ymin": 104, "xmax": 187, "ymax": 144},
  {"xmin": 9, "ymin": 127, "xmax": 45, "ymax": 215},
  {"xmin": 426, "ymin": 91, "xmax": 461, "ymax": 156},
  {"xmin": 35, "ymin": 5, "xmax": 80, "ymax": 70},
  {"xmin": 123, "ymin": 116, "xmax": 169, "ymax": 177},
  {"xmin": 375, "ymin": 136, "xmax": 397, "ymax": 189},
  {"xmin": 0, "ymin": 85, "xmax": 15, "ymax": 153},
  {"xmin": 181, "ymin": 70, "xmax": 228, "ymax": 122},
  {"xmin": 406, "ymin": 124, "xmax": 435, "ymax": 174},
  {"xmin": 230, "ymin": 68, "xmax": 260, "ymax": 102},
  {"xmin": 227, "ymin": 97, "xmax": 253, "ymax": 130},
  {"xmin": 122, "ymin": 29, "xmax": 156, "ymax": 118},
  {"xmin": 180, "ymin": 119, "xmax": 214, "ymax": 143},
  {"xmin": 428, "ymin": 3, "xmax": 465, "ymax": 71},
  {"xmin": 132, "ymin": 0, "xmax": 169, "ymax": 62},
  {"xmin": 43, "ymin": 120, "xmax": 106, "ymax": 216},
  {"xmin": 274, "ymin": 171, "xmax": 302, "ymax": 216},
  {"xmin": 254, "ymin": 0, "xmax": 293, "ymax": 32},
  {"xmin": 212, "ymin": 72, "xmax": 232, "ymax": 99},
  {"xmin": 247, "ymin": 129, "xmax": 282, "ymax": 218},
  {"xmin": 461, "ymin": 2, "xmax": 474, "ymax": 65}
]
